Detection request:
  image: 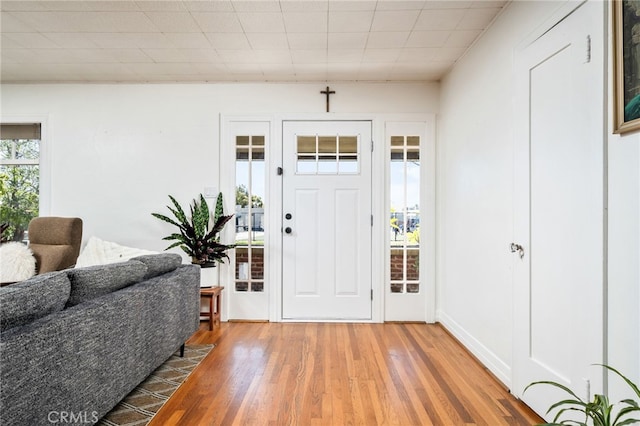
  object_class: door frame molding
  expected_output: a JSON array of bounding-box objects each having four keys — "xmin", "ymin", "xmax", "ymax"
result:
[
  {"xmin": 220, "ymin": 116, "xmax": 274, "ymax": 322},
  {"xmin": 221, "ymin": 113, "xmax": 436, "ymax": 324},
  {"xmin": 274, "ymin": 114, "xmax": 382, "ymax": 323},
  {"xmin": 281, "ymin": 119, "xmax": 374, "ymax": 321}
]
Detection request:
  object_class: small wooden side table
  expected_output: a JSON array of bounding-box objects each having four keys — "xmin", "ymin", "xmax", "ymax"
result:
[{"xmin": 200, "ymin": 286, "xmax": 224, "ymax": 331}]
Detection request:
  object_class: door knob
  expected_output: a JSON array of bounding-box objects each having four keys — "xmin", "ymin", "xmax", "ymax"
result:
[
  {"xmin": 285, "ymin": 213, "xmax": 292, "ymax": 220},
  {"xmin": 510, "ymin": 243, "xmax": 524, "ymax": 259},
  {"xmin": 285, "ymin": 227, "xmax": 292, "ymax": 234}
]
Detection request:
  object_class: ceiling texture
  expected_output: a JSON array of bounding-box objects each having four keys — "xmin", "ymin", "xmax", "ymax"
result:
[{"xmin": 0, "ymin": 0, "xmax": 506, "ymax": 83}]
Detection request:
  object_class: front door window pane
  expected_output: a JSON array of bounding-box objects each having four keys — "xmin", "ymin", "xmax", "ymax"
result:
[{"xmin": 296, "ymin": 134, "xmax": 360, "ymax": 175}]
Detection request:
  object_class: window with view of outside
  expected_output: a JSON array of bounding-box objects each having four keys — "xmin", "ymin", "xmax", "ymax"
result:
[
  {"xmin": 235, "ymin": 135, "xmax": 265, "ymax": 293},
  {"xmin": 0, "ymin": 124, "xmax": 41, "ymax": 243},
  {"xmin": 390, "ymin": 135, "xmax": 420, "ymax": 294}
]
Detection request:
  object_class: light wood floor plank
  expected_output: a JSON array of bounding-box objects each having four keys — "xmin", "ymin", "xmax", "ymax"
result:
[{"xmin": 150, "ymin": 322, "xmax": 542, "ymax": 426}]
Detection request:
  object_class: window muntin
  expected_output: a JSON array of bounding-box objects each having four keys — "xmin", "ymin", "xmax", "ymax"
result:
[
  {"xmin": 0, "ymin": 126, "xmax": 41, "ymax": 243},
  {"xmin": 390, "ymin": 135, "xmax": 420, "ymax": 294},
  {"xmin": 296, "ymin": 134, "xmax": 360, "ymax": 175},
  {"xmin": 235, "ymin": 135, "xmax": 265, "ymax": 293}
]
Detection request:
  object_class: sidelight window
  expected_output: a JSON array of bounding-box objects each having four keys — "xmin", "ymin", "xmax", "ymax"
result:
[
  {"xmin": 235, "ymin": 135, "xmax": 265, "ymax": 293},
  {"xmin": 390, "ymin": 135, "xmax": 420, "ymax": 293}
]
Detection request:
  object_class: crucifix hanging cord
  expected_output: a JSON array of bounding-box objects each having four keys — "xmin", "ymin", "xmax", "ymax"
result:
[{"xmin": 320, "ymin": 86, "xmax": 335, "ymax": 112}]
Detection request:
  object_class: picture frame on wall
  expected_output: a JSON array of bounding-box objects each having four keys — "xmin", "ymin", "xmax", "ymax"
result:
[{"xmin": 614, "ymin": 0, "xmax": 640, "ymax": 134}]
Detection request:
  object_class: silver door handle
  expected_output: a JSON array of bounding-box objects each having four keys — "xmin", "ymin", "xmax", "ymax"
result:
[{"xmin": 510, "ymin": 243, "xmax": 524, "ymax": 259}]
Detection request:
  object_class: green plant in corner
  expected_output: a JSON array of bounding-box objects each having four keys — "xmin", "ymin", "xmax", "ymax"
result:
[
  {"xmin": 152, "ymin": 192, "xmax": 235, "ymax": 267},
  {"xmin": 525, "ymin": 365, "xmax": 640, "ymax": 426}
]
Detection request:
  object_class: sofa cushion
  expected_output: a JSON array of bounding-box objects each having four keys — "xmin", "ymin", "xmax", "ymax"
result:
[
  {"xmin": 0, "ymin": 271, "xmax": 71, "ymax": 332},
  {"xmin": 65, "ymin": 260, "xmax": 147, "ymax": 307},
  {"xmin": 130, "ymin": 253, "xmax": 182, "ymax": 279}
]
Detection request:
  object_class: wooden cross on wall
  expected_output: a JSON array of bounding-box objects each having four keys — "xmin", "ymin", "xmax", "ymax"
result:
[{"xmin": 320, "ymin": 86, "xmax": 335, "ymax": 112}]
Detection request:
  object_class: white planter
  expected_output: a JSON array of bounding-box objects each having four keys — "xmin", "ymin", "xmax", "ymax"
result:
[
  {"xmin": 199, "ymin": 265, "xmax": 218, "ymax": 319},
  {"xmin": 199, "ymin": 265, "xmax": 219, "ymax": 288}
]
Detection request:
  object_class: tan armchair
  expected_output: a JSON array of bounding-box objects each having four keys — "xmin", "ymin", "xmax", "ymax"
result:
[{"xmin": 28, "ymin": 217, "xmax": 83, "ymax": 274}]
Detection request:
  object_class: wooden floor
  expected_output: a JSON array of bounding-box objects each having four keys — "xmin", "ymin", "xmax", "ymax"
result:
[{"xmin": 150, "ymin": 322, "xmax": 543, "ymax": 426}]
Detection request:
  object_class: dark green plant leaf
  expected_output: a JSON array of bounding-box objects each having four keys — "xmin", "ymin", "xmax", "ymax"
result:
[
  {"xmin": 551, "ymin": 406, "xmax": 589, "ymax": 424},
  {"xmin": 616, "ymin": 418, "xmax": 640, "ymax": 426},
  {"xmin": 164, "ymin": 241, "xmax": 185, "ymax": 251},
  {"xmin": 179, "ymin": 245, "xmax": 193, "ymax": 256},
  {"xmin": 600, "ymin": 365, "xmax": 640, "ymax": 400},
  {"xmin": 613, "ymin": 403, "xmax": 640, "ymax": 424},
  {"xmin": 526, "ymin": 381, "xmax": 592, "ymax": 426},
  {"xmin": 194, "ymin": 194, "xmax": 210, "ymax": 238},
  {"xmin": 214, "ymin": 192, "xmax": 224, "ymax": 223},
  {"xmin": 526, "ymin": 381, "xmax": 584, "ymax": 402},
  {"xmin": 620, "ymin": 400, "xmax": 639, "ymax": 408},
  {"xmin": 528, "ymin": 365, "xmax": 640, "ymax": 426},
  {"xmin": 151, "ymin": 212, "xmax": 181, "ymax": 229},
  {"xmin": 549, "ymin": 399, "xmax": 589, "ymax": 412},
  {"xmin": 181, "ymin": 214, "xmax": 197, "ymax": 240},
  {"xmin": 204, "ymin": 214, "xmax": 234, "ymax": 242},
  {"xmin": 161, "ymin": 232, "xmax": 185, "ymax": 241},
  {"xmin": 614, "ymin": 408, "xmax": 640, "ymax": 425},
  {"xmin": 152, "ymin": 193, "xmax": 235, "ymax": 263},
  {"xmin": 168, "ymin": 195, "xmax": 187, "ymax": 224}
]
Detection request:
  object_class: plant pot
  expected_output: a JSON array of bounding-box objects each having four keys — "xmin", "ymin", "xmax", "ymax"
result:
[
  {"xmin": 191, "ymin": 257, "xmax": 217, "ymax": 267},
  {"xmin": 198, "ymin": 263, "xmax": 219, "ymax": 288}
]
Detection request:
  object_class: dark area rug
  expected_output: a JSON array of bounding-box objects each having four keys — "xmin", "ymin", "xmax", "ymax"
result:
[{"xmin": 98, "ymin": 344, "xmax": 214, "ymax": 426}]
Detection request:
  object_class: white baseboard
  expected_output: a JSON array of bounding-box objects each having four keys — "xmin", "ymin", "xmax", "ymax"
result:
[{"xmin": 437, "ymin": 310, "xmax": 512, "ymax": 390}]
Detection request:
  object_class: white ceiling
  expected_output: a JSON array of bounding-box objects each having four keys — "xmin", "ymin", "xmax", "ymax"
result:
[{"xmin": 0, "ymin": 0, "xmax": 507, "ymax": 83}]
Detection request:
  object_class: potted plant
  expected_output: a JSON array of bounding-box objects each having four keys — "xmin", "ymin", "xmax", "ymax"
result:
[
  {"xmin": 525, "ymin": 364, "xmax": 640, "ymax": 426},
  {"xmin": 152, "ymin": 192, "xmax": 235, "ymax": 267}
]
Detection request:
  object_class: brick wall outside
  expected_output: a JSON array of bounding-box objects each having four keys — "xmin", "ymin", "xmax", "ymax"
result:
[
  {"xmin": 390, "ymin": 249, "xmax": 419, "ymax": 281},
  {"xmin": 234, "ymin": 247, "xmax": 419, "ymax": 293},
  {"xmin": 235, "ymin": 247, "xmax": 264, "ymax": 280}
]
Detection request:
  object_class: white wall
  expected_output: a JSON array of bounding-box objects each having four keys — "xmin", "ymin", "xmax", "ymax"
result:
[
  {"xmin": 439, "ymin": 0, "xmax": 640, "ymax": 400},
  {"xmin": 437, "ymin": 1, "xmax": 566, "ymax": 386},
  {"xmin": 607, "ymin": 0, "xmax": 640, "ymax": 397},
  {"xmin": 608, "ymin": 127, "xmax": 640, "ymax": 401},
  {"xmin": 1, "ymin": 82, "xmax": 438, "ymax": 256}
]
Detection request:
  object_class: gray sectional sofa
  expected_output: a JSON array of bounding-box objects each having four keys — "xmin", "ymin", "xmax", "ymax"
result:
[{"xmin": 0, "ymin": 253, "xmax": 200, "ymax": 425}]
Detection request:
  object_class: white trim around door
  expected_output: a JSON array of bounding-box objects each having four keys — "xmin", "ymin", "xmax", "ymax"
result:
[{"xmin": 221, "ymin": 113, "xmax": 436, "ymax": 324}]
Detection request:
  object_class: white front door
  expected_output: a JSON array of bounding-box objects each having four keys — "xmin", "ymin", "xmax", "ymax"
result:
[
  {"xmin": 282, "ymin": 121, "xmax": 372, "ymax": 320},
  {"xmin": 513, "ymin": 1, "xmax": 604, "ymax": 419}
]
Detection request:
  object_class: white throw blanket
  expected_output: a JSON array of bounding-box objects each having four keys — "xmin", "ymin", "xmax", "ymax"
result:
[
  {"xmin": 75, "ymin": 236, "xmax": 158, "ymax": 267},
  {"xmin": 0, "ymin": 242, "xmax": 36, "ymax": 282}
]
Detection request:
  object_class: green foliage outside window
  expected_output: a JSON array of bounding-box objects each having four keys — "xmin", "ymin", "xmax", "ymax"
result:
[
  {"xmin": 0, "ymin": 139, "xmax": 39, "ymax": 242},
  {"xmin": 236, "ymin": 184, "xmax": 263, "ymax": 208}
]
